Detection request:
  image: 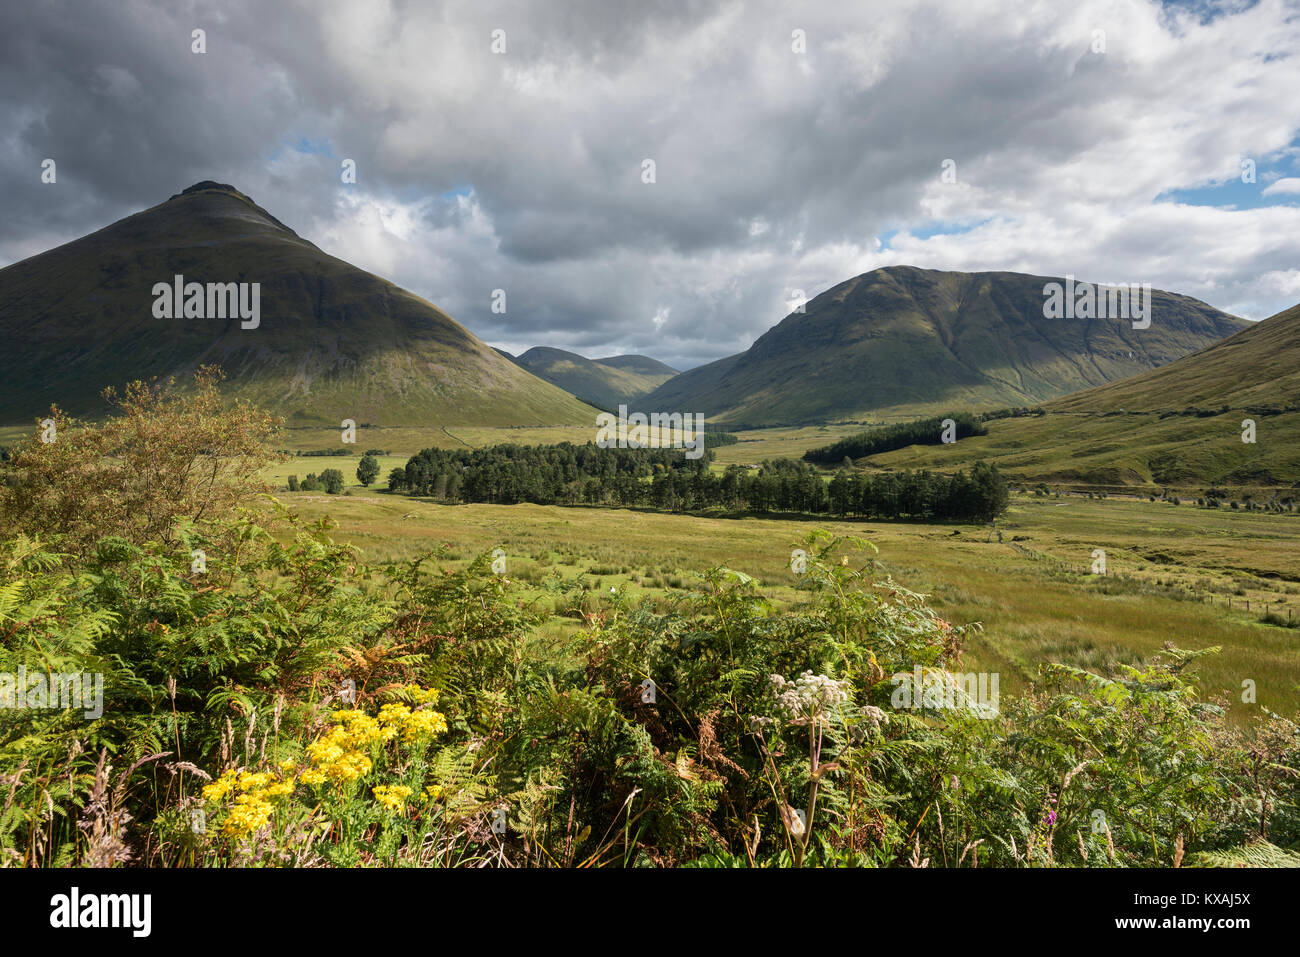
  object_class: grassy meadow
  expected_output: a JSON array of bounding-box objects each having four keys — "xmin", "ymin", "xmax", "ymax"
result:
[
  {"xmin": 9, "ymin": 413, "xmax": 1298, "ymax": 717},
  {"xmin": 221, "ymin": 419, "xmax": 1300, "ymax": 720},
  {"xmin": 868, "ymin": 410, "xmax": 1300, "ymax": 492},
  {"xmin": 273, "ymin": 487, "xmax": 1300, "ymax": 720}
]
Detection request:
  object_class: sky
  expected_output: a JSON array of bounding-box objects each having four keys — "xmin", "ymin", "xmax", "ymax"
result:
[{"xmin": 2, "ymin": 0, "xmax": 1299, "ymax": 371}]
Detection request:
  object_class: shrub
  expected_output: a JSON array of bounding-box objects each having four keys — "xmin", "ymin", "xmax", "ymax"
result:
[
  {"xmin": 320, "ymin": 469, "xmax": 345, "ymax": 495},
  {"xmin": 3, "ymin": 520, "xmax": 1296, "ymax": 868},
  {"xmin": 0, "ymin": 367, "xmax": 280, "ymax": 555}
]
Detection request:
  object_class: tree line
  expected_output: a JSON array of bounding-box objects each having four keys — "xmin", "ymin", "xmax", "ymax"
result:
[
  {"xmin": 804, "ymin": 413, "xmax": 987, "ymax": 464},
  {"xmin": 389, "ymin": 442, "xmax": 1010, "ymax": 522}
]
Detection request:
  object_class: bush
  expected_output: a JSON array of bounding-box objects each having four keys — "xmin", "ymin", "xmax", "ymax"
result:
[
  {"xmin": 0, "ymin": 508, "xmax": 393, "ymax": 865},
  {"xmin": 2, "ymin": 517, "xmax": 1296, "ymax": 868},
  {"xmin": 0, "ymin": 367, "xmax": 280, "ymax": 555},
  {"xmin": 320, "ymin": 468, "xmax": 345, "ymax": 495}
]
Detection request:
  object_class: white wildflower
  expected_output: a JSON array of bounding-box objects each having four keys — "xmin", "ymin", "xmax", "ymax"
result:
[{"xmin": 772, "ymin": 670, "xmax": 850, "ymax": 725}]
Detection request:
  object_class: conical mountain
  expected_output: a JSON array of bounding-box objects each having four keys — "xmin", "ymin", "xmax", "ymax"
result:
[{"xmin": 0, "ymin": 182, "xmax": 595, "ymax": 427}]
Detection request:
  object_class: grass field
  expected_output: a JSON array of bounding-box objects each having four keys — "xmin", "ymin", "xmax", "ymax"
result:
[
  {"xmin": 10, "ymin": 415, "xmax": 1297, "ymax": 719},
  {"xmin": 11, "ymin": 413, "xmax": 1297, "ymax": 501},
  {"xmin": 710, "ymin": 424, "xmax": 876, "ymax": 466},
  {"xmin": 270, "ymin": 489, "xmax": 1300, "ymax": 720},
  {"xmin": 867, "ymin": 410, "xmax": 1300, "ymax": 494}
]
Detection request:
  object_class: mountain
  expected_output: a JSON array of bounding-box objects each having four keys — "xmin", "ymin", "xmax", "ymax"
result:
[
  {"xmin": 511, "ymin": 347, "xmax": 678, "ymax": 409},
  {"xmin": 0, "ymin": 182, "xmax": 596, "ymax": 427},
  {"xmin": 1043, "ymin": 302, "xmax": 1300, "ymax": 413},
  {"xmin": 861, "ymin": 302, "xmax": 1300, "ymax": 488},
  {"xmin": 645, "ymin": 266, "xmax": 1248, "ymax": 426},
  {"xmin": 592, "ymin": 354, "xmax": 679, "ymax": 378}
]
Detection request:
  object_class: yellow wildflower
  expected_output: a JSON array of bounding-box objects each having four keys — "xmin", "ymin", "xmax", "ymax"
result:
[
  {"xmin": 221, "ymin": 792, "xmax": 274, "ymax": 838},
  {"xmin": 202, "ymin": 769, "xmax": 239, "ymax": 803},
  {"xmin": 372, "ymin": 784, "xmax": 412, "ymax": 812},
  {"xmin": 401, "ymin": 709, "xmax": 449, "ymax": 742},
  {"xmin": 237, "ymin": 771, "xmax": 273, "ymax": 792},
  {"xmin": 378, "ymin": 702, "xmax": 412, "ymax": 725}
]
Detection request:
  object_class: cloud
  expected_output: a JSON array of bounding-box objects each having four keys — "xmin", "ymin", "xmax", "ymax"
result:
[
  {"xmin": 1262, "ymin": 177, "xmax": 1300, "ymax": 196},
  {"xmin": 2, "ymin": 0, "xmax": 1299, "ymax": 369}
]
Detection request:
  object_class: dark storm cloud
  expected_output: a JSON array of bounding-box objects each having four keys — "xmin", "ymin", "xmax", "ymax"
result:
[{"xmin": 2, "ymin": 0, "xmax": 1299, "ymax": 370}]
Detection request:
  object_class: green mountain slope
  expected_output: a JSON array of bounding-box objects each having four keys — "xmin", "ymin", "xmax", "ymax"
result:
[
  {"xmin": 1043, "ymin": 302, "xmax": 1300, "ymax": 413},
  {"xmin": 512, "ymin": 347, "xmax": 677, "ymax": 408},
  {"xmin": 0, "ymin": 182, "xmax": 596, "ymax": 427},
  {"xmin": 864, "ymin": 303, "xmax": 1300, "ymax": 488},
  {"xmin": 593, "ymin": 354, "xmax": 679, "ymax": 378},
  {"xmin": 646, "ymin": 266, "xmax": 1247, "ymax": 426}
]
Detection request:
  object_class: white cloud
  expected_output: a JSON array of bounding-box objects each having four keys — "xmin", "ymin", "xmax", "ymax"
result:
[{"xmin": 1262, "ymin": 177, "xmax": 1300, "ymax": 196}]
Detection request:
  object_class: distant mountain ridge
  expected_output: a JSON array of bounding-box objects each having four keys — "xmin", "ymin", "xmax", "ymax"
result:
[
  {"xmin": 0, "ymin": 182, "xmax": 596, "ymax": 427},
  {"xmin": 508, "ymin": 346, "xmax": 678, "ymax": 409},
  {"xmin": 592, "ymin": 354, "xmax": 679, "ymax": 377},
  {"xmin": 645, "ymin": 266, "xmax": 1248, "ymax": 426}
]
